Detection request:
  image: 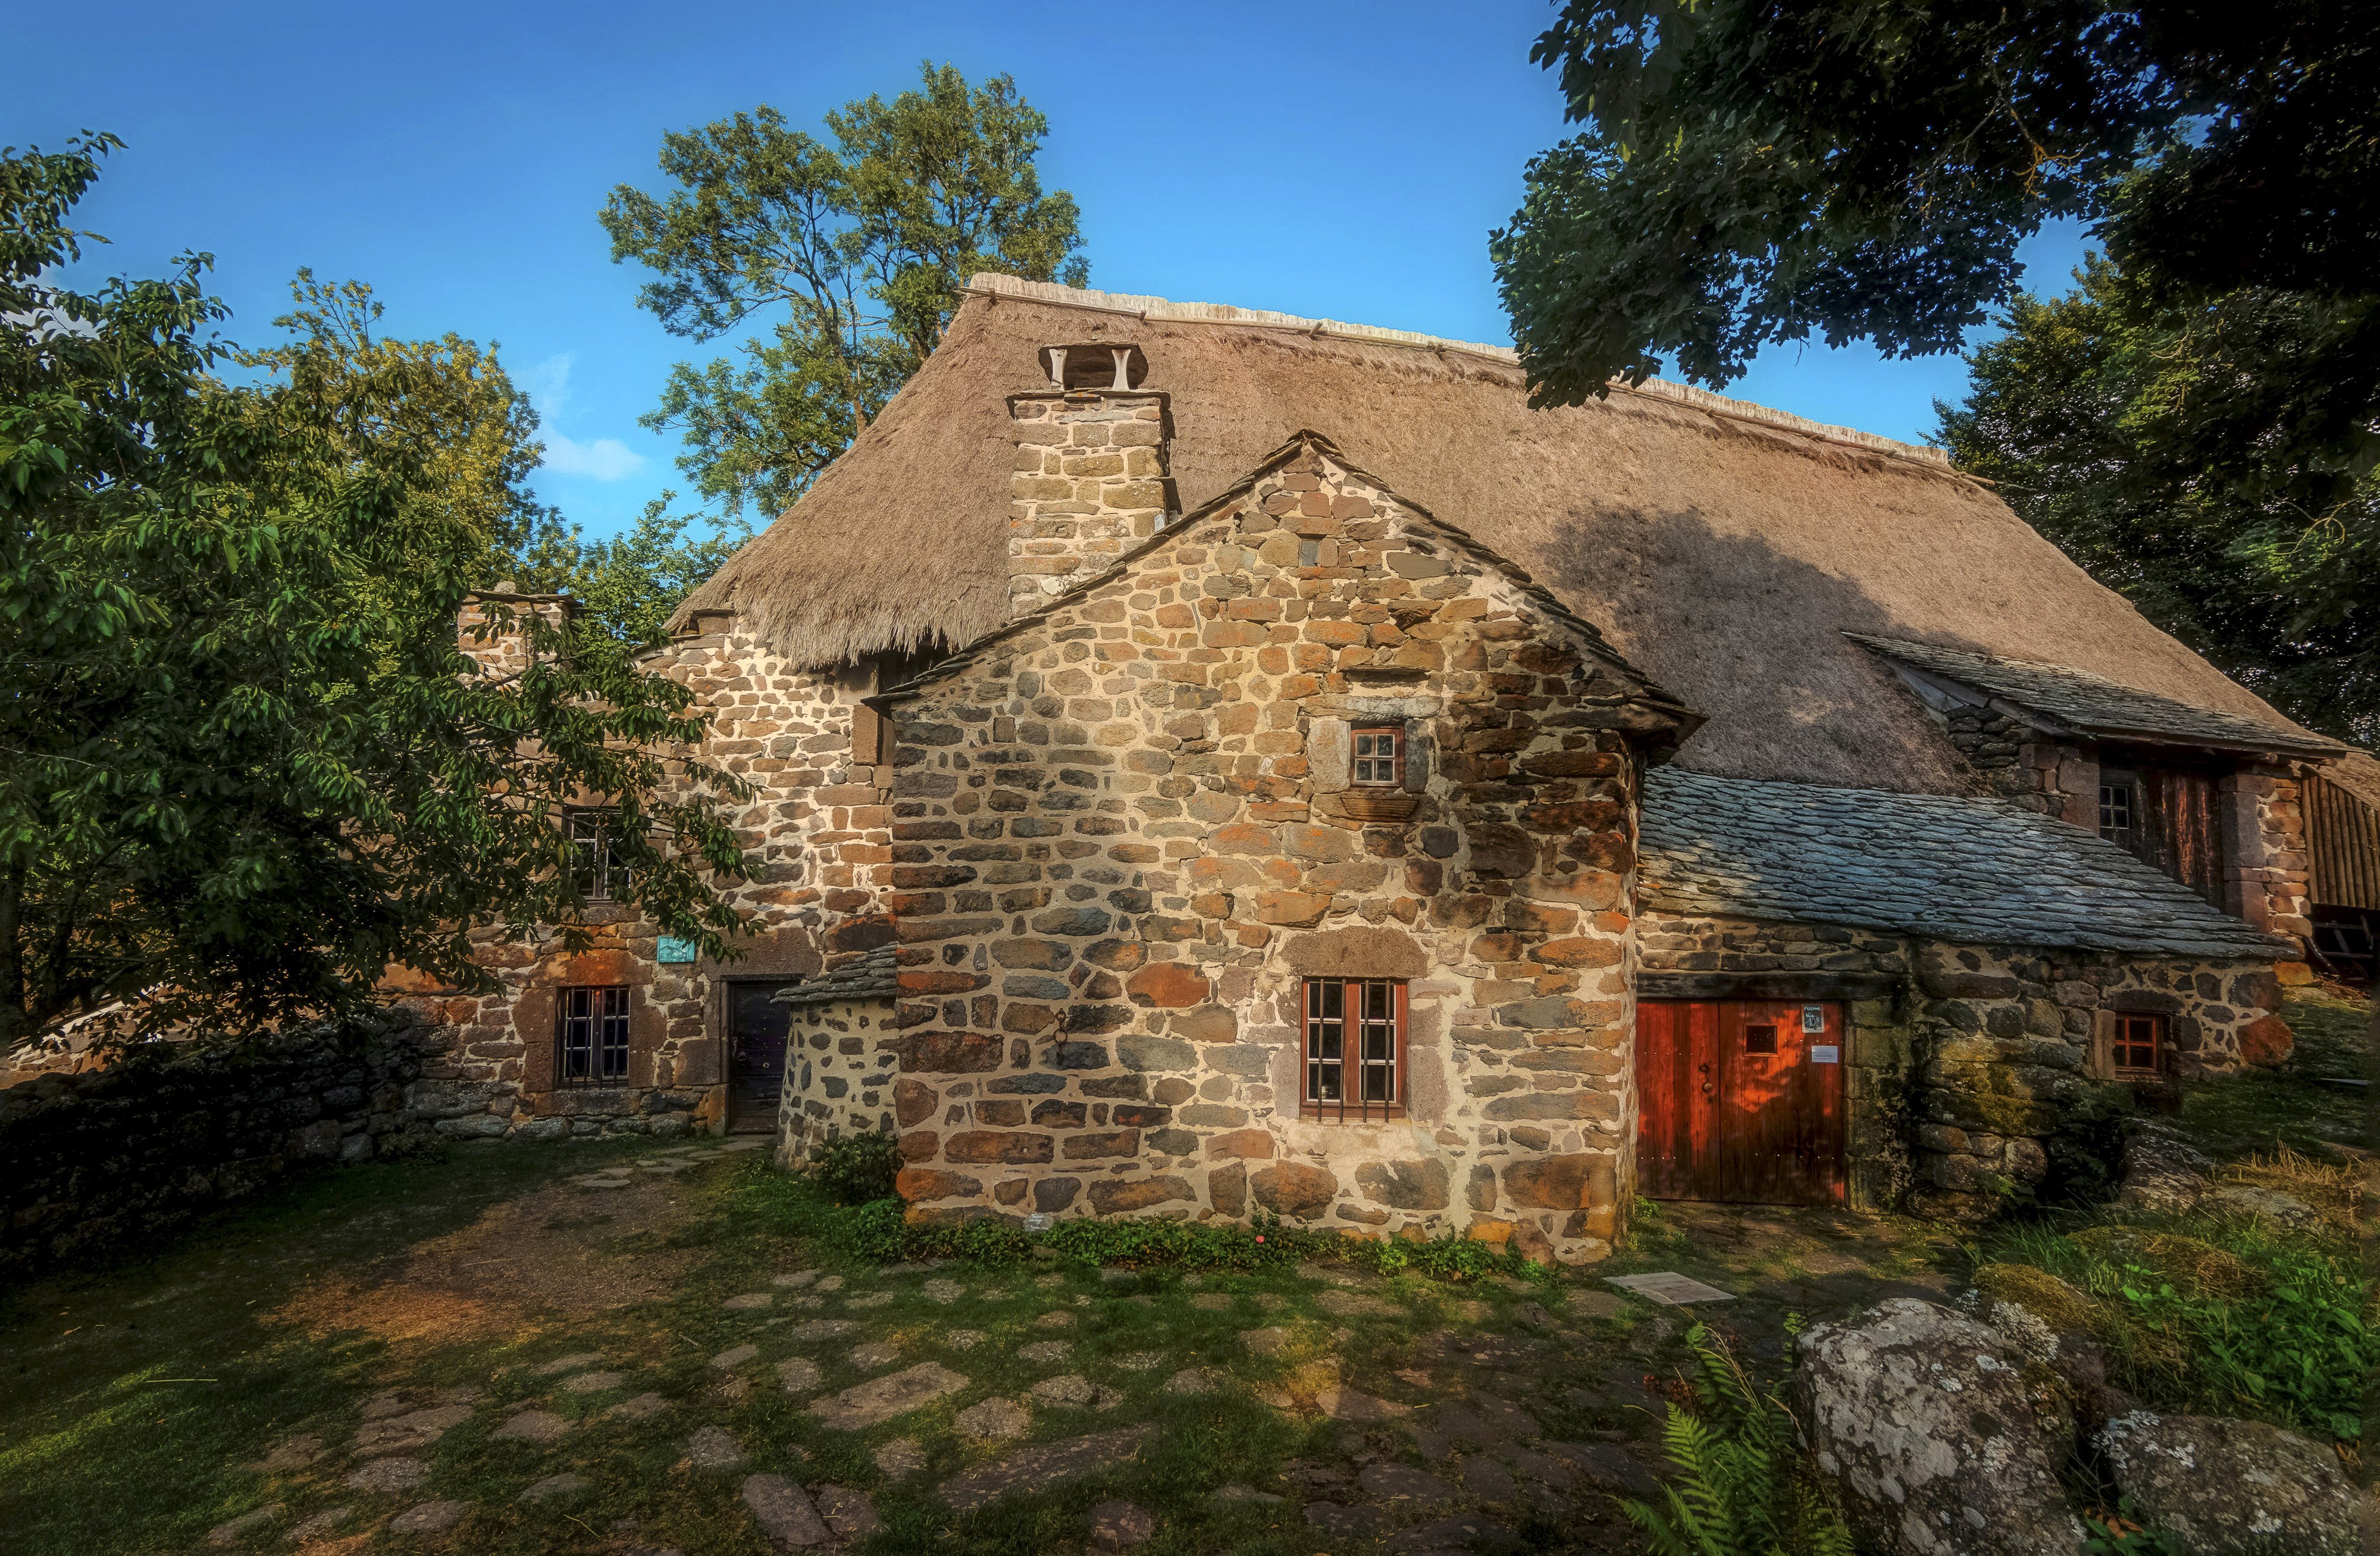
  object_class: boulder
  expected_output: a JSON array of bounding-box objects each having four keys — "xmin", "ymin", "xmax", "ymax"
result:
[
  {"xmin": 1794, "ymin": 1298, "xmax": 2086, "ymax": 1556},
  {"xmin": 2113, "ymin": 1119, "xmax": 2210, "ymax": 1214},
  {"xmin": 2098, "ymin": 1411, "xmax": 2357, "ymax": 1556}
]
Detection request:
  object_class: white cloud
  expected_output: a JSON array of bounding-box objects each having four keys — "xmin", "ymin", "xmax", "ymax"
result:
[
  {"xmin": 541, "ymin": 433, "xmax": 645, "ymax": 481},
  {"xmin": 519, "ymin": 352, "xmax": 574, "ymax": 419},
  {"xmin": 519, "ymin": 351, "xmax": 644, "ymax": 481}
]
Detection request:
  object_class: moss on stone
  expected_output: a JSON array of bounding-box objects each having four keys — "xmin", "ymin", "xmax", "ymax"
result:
[{"xmin": 1974, "ymin": 1261, "xmax": 2102, "ymax": 1339}]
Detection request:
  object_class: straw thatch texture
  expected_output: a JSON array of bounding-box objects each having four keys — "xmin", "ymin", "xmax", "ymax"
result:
[{"xmin": 675, "ymin": 274, "xmax": 2347, "ymax": 793}]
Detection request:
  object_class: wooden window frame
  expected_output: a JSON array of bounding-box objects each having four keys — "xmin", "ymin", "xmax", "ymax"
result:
[
  {"xmin": 556, "ymin": 984, "xmax": 631, "ymax": 1087},
  {"xmin": 1302, "ymin": 976, "xmax": 1406, "ymax": 1122},
  {"xmin": 2097, "ymin": 778, "xmax": 2137, "ymax": 847},
  {"xmin": 2101, "ymin": 1010, "xmax": 2165, "ymax": 1081},
  {"xmin": 1351, "ymin": 724, "xmax": 1404, "ymax": 788},
  {"xmin": 568, "ymin": 810, "xmax": 632, "ymax": 903}
]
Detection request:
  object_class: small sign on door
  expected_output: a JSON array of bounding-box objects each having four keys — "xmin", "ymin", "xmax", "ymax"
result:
[
  {"xmin": 1801, "ymin": 1004, "xmax": 1825, "ymax": 1032},
  {"xmin": 1809, "ymin": 1044, "xmax": 1840, "ymax": 1065}
]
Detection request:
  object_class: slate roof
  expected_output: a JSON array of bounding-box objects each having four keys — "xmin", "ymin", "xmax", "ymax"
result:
[
  {"xmin": 1847, "ymin": 634, "xmax": 2344, "ymax": 757},
  {"xmin": 773, "ymin": 945, "xmax": 897, "ymax": 1007},
  {"xmin": 1640, "ymin": 767, "xmax": 2293, "ymax": 959}
]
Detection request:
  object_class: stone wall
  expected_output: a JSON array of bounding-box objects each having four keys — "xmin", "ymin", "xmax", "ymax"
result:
[
  {"xmin": 878, "ymin": 440, "xmax": 1684, "ymax": 1263},
  {"xmin": 1914, "ymin": 939, "xmax": 2284, "ymax": 1198},
  {"xmin": 406, "ymin": 616, "xmax": 898, "ymax": 1137},
  {"xmin": 1637, "ymin": 912, "xmax": 2288, "ymax": 1207},
  {"xmin": 2221, "ymin": 768, "xmax": 2313, "ymax": 944},
  {"xmin": 0, "ymin": 1013, "xmax": 430, "ymax": 1275},
  {"xmin": 777, "ymin": 997, "xmax": 901, "ymax": 1161}
]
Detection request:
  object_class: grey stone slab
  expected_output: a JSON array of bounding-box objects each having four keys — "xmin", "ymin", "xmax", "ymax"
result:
[
  {"xmin": 205, "ymin": 1504, "xmax": 280, "ymax": 1546},
  {"xmin": 345, "ymin": 1456, "xmax": 429, "ymax": 1492},
  {"xmin": 387, "ymin": 1500, "xmax": 467, "ymax": 1533},
  {"xmin": 684, "ymin": 1425, "xmax": 746, "ymax": 1470},
  {"xmin": 354, "ymin": 1404, "xmax": 472, "ymax": 1456},
  {"xmin": 490, "ymin": 1410, "xmax": 569, "ymax": 1445},
  {"xmin": 286, "ymin": 1507, "xmax": 352, "ymax": 1542},
  {"xmin": 809, "ymin": 1363, "xmax": 969, "ymax": 1431},
  {"xmin": 939, "ymin": 1425, "xmax": 1157, "ymax": 1513},
  {"xmin": 533, "ymin": 1351, "xmax": 607, "ymax": 1376},
  {"xmin": 741, "ymin": 1474, "xmax": 831, "ymax": 1547},
  {"xmin": 776, "ymin": 1357, "xmax": 822, "ymax": 1393},
  {"xmin": 518, "ymin": 1472, "xmax": 588, "ymax": 1503},
  {"xmin": 558, "ymin": 1370, "xmax": 624, "ymax": 1394},
  {"xmin": 607, "ymin": 1392, "xmax": 672, "ymax": 1421},
  {"xmin": 814, "ymin": 1485, "xmax": 882, "ymax": 1539}
]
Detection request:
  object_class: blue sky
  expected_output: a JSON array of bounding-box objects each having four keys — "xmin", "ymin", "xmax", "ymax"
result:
[{"xmin": 23, "ymin": 0, "xmax": 2093, "ymax": 539}]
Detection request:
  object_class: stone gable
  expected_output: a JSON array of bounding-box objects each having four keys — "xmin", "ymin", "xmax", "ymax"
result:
[{"xmin": 869, "ymin": 439, "xmax": 1686, "ymax": 1261}]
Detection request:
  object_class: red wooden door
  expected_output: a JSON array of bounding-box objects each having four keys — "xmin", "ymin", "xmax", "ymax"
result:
[{"xmin": 1637, "ymin": 1001, "xmax": 1845, "ymax": 1206}]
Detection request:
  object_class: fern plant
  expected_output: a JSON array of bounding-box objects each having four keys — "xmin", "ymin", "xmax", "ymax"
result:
[{"xmin": 1622, "ymin": 1322, "xmax": 1853, "ymax": 1556}]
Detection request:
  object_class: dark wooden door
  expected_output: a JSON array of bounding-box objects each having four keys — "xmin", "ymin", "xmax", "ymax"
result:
[
  {"xmin": 726, "ymin": 982, "xmax": 797, "ymax": 1134},
  {"xmin": 1637, "ymin": 1000, "xmax": 1845, "ymax": 1205}
]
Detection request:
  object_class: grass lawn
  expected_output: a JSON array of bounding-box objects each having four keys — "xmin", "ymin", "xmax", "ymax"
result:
[
  {"xmin": 19, "ymin": 994, "xmax": 2349, "ymax": 1554},
  {"xmin": 0, "ymin": 1131, "xmax": 1968, "ymax": 1555}
]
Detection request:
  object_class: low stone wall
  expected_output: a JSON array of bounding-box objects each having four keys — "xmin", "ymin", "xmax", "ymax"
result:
[
  {"xmin": 0, "ymin": 1012, "xmax": 430, "ymax": 1276},
  {"xmin": 1914, "ymin": 940, "xmax": 2279, "ymax": 1198},
  {"xmin": 1637, "ymin": 912, "xmax": 2286, "ymax": 1207},
  {"xmin": 777, "ymin": 997, "xmax": 902, "ymax": 1163}
]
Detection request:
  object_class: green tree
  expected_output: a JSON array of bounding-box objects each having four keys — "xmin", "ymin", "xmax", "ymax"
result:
[
  {"xmin": 0, "ymin": 136, "xmax": 756, "ymax": 1047},
  {"xmin": 559, "ymin": 494, "xmax": 753, "ymax": 652},
  {"xmin": 1939, "ymin": 260, "xmax": 2377, "ymax": 746},
  {"xmin": 1492, "ymin": 1, "xmax": 2376, "ymax": 398},
  {"xmin": 246, "ymin": 273, "xmax": 745, "ymax": 650},
  {"xmin": 241, "ymin": 271, "xmax": 577, "ymax": 585},
  {"xmin": 601, "ymin": 62, "xmax": 1088, "ymax": 518}
]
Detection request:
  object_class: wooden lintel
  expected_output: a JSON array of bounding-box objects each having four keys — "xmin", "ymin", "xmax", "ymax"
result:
[{"xmin": 1636, "ymin": 971, "xmax": 1902, "ymax": 1003}]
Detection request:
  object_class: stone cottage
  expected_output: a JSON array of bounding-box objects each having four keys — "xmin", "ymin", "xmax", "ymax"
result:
[{"xmin": 411, "ymin": 275, "xmax": 2380, "ymax": 1259}]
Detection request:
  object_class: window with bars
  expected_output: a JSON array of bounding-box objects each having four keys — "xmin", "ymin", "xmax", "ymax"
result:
[
  {"xmin": 2106, "ymin": 1012, "xmax": 2164, "ymax": 1079},
  {"xmin": 1303, "ymin": 978, "xmax": 1405, "ymax": 1121},
  {"xmin": 1351, "ymin": 725, "xmax": 1403, "ymax": 787},
  {"xmin": 569, "ymin": 811, "xmax": 632, "ymax": 902},
  {"xmin": 2098, "ymin": 780, "xmax": 2135, "ymax": 847},
  {"xmin": 556, "ymin": 985, "xmax": 631, "ymax": 1085}
]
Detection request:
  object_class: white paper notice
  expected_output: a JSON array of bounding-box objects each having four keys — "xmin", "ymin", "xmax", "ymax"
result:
[{"xmin": 1809, "ymin": 1044, "xmax": 1840, "ymax": 1064}]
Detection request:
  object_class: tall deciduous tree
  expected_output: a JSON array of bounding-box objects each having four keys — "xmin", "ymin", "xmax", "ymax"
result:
[
  {"xmin": 600, "ymin": 62, "xmax": 1088, "ymax": 518},
  {"xmin": 1939, "ymin": 261, "xmax": 2377, "ymax": 747},
  {"xmin": 1492, "ymin": 1, "xmax": 2376, "ymax": 397},
  {"xmin": 0, "ymin": 137, "xmax": 756, "ymax": 1047}
]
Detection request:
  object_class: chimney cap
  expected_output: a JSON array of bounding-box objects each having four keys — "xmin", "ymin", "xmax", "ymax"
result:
[{"xmin": 1039, "ymin": 342, "xmax": 1148, "ymax": 390}]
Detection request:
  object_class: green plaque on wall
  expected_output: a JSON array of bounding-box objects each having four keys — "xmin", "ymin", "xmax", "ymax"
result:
[{"xmin": 656, "ymin": 935, "xmax": 698, "ymax": 964}]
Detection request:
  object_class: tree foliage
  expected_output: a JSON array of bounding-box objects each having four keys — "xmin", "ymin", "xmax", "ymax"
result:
[
  {"xmin": 1939, "ymin": 260, "xmax": 2377, "ymax": 746},
  {"xmin": 1493, "ymin": 1, "xmax": 2378, "ymax": 399},
  {"xmin": 0, "ymin": 136, "xmax": 756, "ymax": 1047},
  {"xmin": 600, "ymin": 62, "xmax": 1088, "ymax": 518}
]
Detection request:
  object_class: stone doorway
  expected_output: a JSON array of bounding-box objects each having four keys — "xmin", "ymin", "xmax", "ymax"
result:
[
  {"xmin": 724, "ymin": 981, "xmax": 798, "ymax": 1134},
  {"xmin": 1637, "ymin": 1000, "xmax": 1846, "ymax": 1205}
]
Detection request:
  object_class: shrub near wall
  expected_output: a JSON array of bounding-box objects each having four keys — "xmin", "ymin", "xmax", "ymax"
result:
[{"xmin": 0, "ymin": 1010, "xmax": 430, "ymax": 1276}]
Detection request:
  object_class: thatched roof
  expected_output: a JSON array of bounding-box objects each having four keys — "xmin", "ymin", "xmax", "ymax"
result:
[
  {"xmin": 871, "ymin": 427, "xmax": 1699, "ymax": 745},
  {"xmin": 675, "ymin": 274, "xmax": 2352, "ymax": 792}
]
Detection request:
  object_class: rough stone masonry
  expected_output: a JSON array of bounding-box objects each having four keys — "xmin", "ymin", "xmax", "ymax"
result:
[{"xmin": 856, "ymin": 433, "xmax": 1691, "ymax": 1263}]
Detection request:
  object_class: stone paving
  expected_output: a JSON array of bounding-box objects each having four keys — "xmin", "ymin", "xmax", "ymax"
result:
[{"xmin": 183, "ymin": 1139, "xmax": 1956, "ymax": 1554}]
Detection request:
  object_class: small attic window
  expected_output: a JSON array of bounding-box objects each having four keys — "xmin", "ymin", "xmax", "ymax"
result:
[{"xmin": 1040, "ymin": 343, "xmax": 1147, "ymax": 390}]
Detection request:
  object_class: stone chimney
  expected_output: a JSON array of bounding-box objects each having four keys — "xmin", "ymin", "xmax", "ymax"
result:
[
  {"xmin": 1006, "ymin": 342, "xmax": 1176, "ymax": 615},
  {"xmin": 458, "ymin": 583, "xmax": 575, "ymax": 678}
]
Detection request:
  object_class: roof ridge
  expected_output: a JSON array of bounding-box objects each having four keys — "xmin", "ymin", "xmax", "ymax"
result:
[{"xmin": 964, "ymin": 273, "xmax": 1954, "ymax": 470}]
